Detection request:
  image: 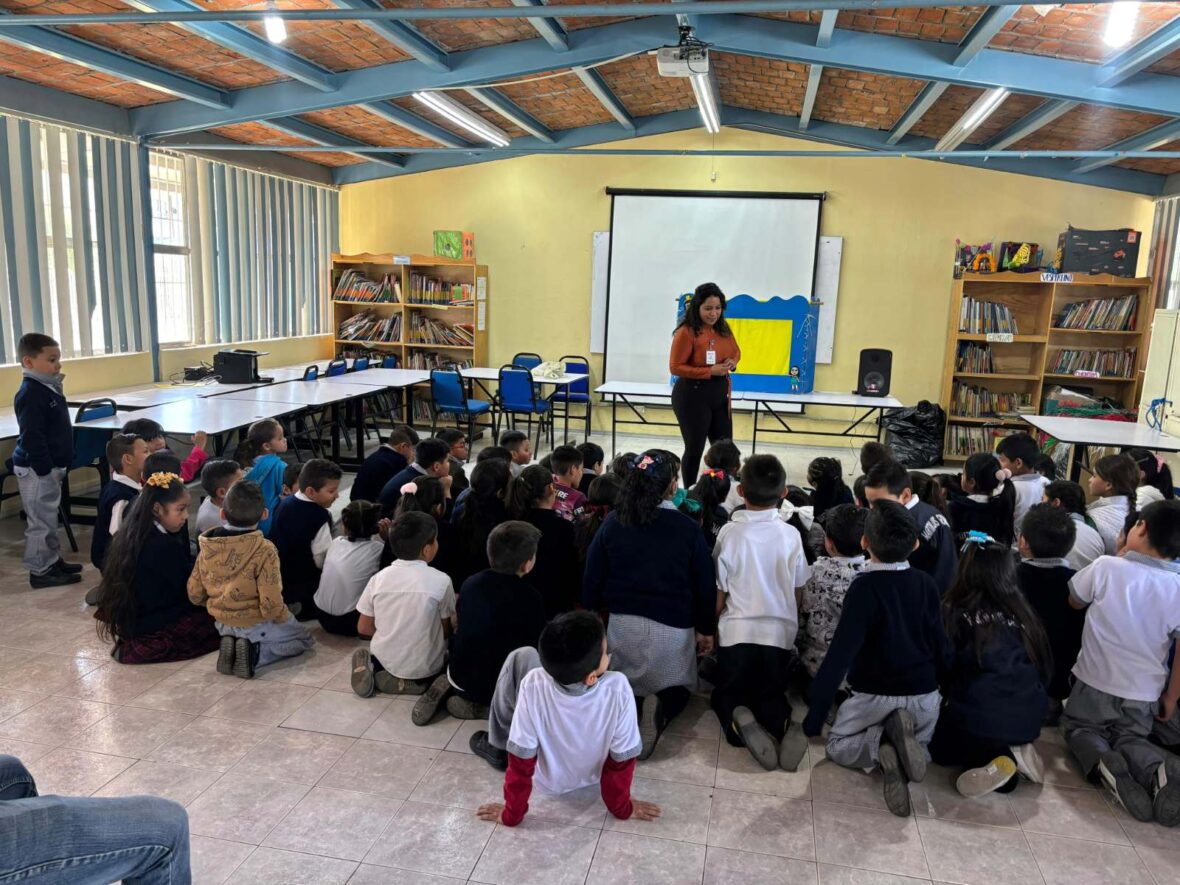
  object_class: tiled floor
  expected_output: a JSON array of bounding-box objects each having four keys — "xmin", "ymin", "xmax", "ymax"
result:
[{"xmin": 2, "ymin": 436, "xmax": 1177, "ymax": 884}]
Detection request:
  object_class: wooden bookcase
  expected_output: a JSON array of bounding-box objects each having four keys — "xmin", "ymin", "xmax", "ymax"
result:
[
  {"xmin": 330, "ymin": 252, "xmax": 489, "ymax": 371},
  {"xmin": 939, "ymin": 271, "xmax": 1153, "ymax": 462}
]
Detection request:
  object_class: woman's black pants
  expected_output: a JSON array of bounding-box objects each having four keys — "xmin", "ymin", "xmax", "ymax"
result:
[{"xmin": 672, "ymin": 376, "xmax": 732, "ymax": 487}]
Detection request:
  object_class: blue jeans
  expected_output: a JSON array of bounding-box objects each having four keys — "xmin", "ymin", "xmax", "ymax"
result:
[{"xmin": 0, "ymin": 755, "xmax": 191, "ymax": 884}]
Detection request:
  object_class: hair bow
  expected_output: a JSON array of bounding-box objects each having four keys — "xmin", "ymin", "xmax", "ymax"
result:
[
  {"xmin": 779, "ymin": 499, "xmax": 815, "ymax": 531},
  {"xmin": 145, "ymin": 472, "xmax": 180, "ymax": 489},
  {"xmin": 702, "ymin": 468, "xmax": 726, "ymax": 481},
  {"xmin": 400, "ymin": 481, "xmax": 419, "ymax": 495},
  {"xmin": 960, "ymin": 530, "xmax": 996, "ymax": 552},
  {"xmin": 992, "ymin": 467, "xmax": 1012, "ymax": 497},
  {"xmin": 672, "ymin": 488, "xmax": 702, "ymax": 514},
  {"xmin": 634, "ymin": 454, "xmax": 656, "ymax": 471}
]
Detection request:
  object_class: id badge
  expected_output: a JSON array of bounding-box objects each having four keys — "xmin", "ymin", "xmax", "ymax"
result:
[{"xmin": 705, "ymin": 349, "xmax": 716, "ymax": 366}]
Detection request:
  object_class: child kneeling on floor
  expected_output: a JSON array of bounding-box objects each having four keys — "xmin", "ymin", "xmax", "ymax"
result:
[
  {"xmin": 473, "ymin": 611, "xmax": 662, "ymax": 827},
  {"xmin": 187, "ymin": 480, "xmax": 313, "ymax": 678},
  {"xmin": 802, "ymin": 500, "xmax": 946, "ymax": 817}
]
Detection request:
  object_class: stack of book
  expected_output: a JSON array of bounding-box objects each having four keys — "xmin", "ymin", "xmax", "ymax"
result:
[
  {"xmin": 406, "ymin": 352, "xmax": 474, "ymax": 372},
  {"xmin": 1048, "ymin": 347, "xmax": 1136, "ymax": 378},
  {"xmin": 1053, "ymin": 295, "xmax": 1138, "ymax": 331},
  {"xmin": 408, "ymin": 274, "xmax": 476, "ymax": 305},
  {"xmin": 951, "ymin": 381, "xmax": 1034, "ymax": 418},
  {"xmin": 408, "ymin": 315, "xmax": 475, "ymax": 346},
  {"xmin": 947, "ymin": 424, "xmax": 1009, "ymax": 458},
  {"xmin": 960, "ymin": 297, "xmax": 1018, "ymax": 335},
  {"xmin": 955, "ymin": 342, "xmax": 995, "ymax": 374},
  {"xmin": 333, "ymin": 270, "xmax": 401, "ymax": 303},
  {"xmin": 338, "ymin": 310, "xmax": 401, "ymax": 343}
]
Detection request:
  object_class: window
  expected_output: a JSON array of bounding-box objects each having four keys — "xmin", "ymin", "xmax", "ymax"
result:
[{"xmin": 149, "ymin": 153, "xmax": 193, "ymax": 345}]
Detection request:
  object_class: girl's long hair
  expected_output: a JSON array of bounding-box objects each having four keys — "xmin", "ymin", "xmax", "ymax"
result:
[
  {"xmin": 943, "ymin": 541, "xmax": 1053, "ymax": 683},
  {"xmin": 674, "ymin": 282, "xmax": 732, "ymax": 337},
  {"xmin": 962, "ymin": 452, "xmax": 1017, "ymax": 546},
  {"xmin": 395, "ymin": 476, "xmax": 445, "ymax": 518},
  {"xmin": 456, "ymin": 459, "xmax": 511, "ymax": 559},
  {"xmin": 807, "ymin": 457, "xmax": 849, "ymax": 517},
  {"xmin": 616, "ymin": 450, "xmax": 675, "ymax": 527},
  {"xmin": 910, "ymin": 471, "xmax": 948, "ymax": 516},
  {"xmin": 506, "ymin": 464, "xmax": 554, "ymax": 519},
  {"xmin": 1094, "ymin": 453, "xmax": 1139, "ymax": 504},
  {"xmin": 692, "ymin": 470, "xmax": 730, "ymax": 518},
  {"xmin": 95, "ymin": 474, "xmax": 189, "ymax": 644},
  {"xmin": 1126, "ymin": 447, "xmax": 1175, "ymax": 500},
  {"xmin": 575, "ymin": 473, "xmax": 622, "ymax": 562},
  {"xmin": 236, "ymin": 418, "xmax": 281, "ymax": 468}
]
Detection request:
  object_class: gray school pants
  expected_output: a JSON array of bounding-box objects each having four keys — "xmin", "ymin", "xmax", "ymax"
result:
[
  {"xmin": 1061, "ymin": 680, "xmax": 1169, "ymax": 790},
  {"xmin": 487, "ymin": 647, "xmax": 542, "ymax": 751},
  {"xmin": 216, "ymin": 616, "xmax": 314, "ymax": 669},
  {"xmin": 826, "ymin": 690, "xmax": 941, "ymax": 771},
  {"xmin": 16, "ymin": 466, "xmax": 64, "ymax": 576}
]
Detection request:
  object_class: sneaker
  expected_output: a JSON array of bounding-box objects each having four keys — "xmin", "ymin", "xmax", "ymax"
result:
[
  {"xmin": 638, "ymin": 696, "xmax": 665, "ymax": 761},
  {"xmin": 350, "ymin": 648, "xmax": 375, "ymax": 698},
  {"xmin": 956, "ymin": 756, "xmax": 1018, "ymax": 798},
  {"xmin": 232, "ymin": 638, "xmax": 258, "ymax": 679},
  {"xmin": 51, "ymin": 559, "xmax": 83, "ymax": 575},
  {"xmin": 1010, "ymin": 742, "xmax": 1045, "ymax": 784},
  {"xmin": 883, "ymin": 709, "xmax": 927, "ymax": 783},
  {"xmin": 1097, "ymin": 751, "xmax": 1153, "ymax": 822},
  {"xmin": 374, "ymin": 672, "xmax": 428, "ymax": 695},
  {"xmin": 216, "ymin": 636, "xmax": 236, "ymax": 676},
  {"xmin": 411, "ymin": 673, "xmax": 452, "ymax": 726},
  {"xmin": 1153, "ymin": 756, "xmax": 1180, "ymax": 827},
  {"xmin": 30, "ymin": 569, "xmax": 81, "ymax": 588},
  {"xmin": 878, "ymin": 743, "xmax": 912, "ymax": 817},
  {"xmin": 446, "ymin": 695, "xmax": 490, "ymax": 720},
  {"xmin": 84, "ymin": 585, "xmax": 101, "ymax": 606},
  {"xmin": 470, "ymin": 730, "xmax": 508, "ymax": 772},
  {"xmin": 732, "ymin": 707, "xmax": 779, "ymax": 771},
  {"xmin": 779, "ymin": 720, "xmax": 809, "ymax": 772}
]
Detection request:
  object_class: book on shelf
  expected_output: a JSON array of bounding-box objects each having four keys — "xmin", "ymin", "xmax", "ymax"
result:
[
  {"xmin": 408, "ymin": 314, "xmax": 475, "ymax": 347},
  {"xmin": 333, "ymin": 270, "xmax": 401, "ymax": 303},
  {"xmin": 955, "ymin": 342, "xmax": 995, "ymax": 374},
  {"xmin": 338, "ymin": 309, "xmax": 402, "ymax": 343},
  {"xmin": 406, "ymin": 351, "xmax": 474, "ymax": 372},
  {"xmin": 1047, "ymin": 347, "xmax": 1136, "ymax": 378},
  {"xmin": 959, "ymin": 297, "xmax": 1019, "ymax": 335},
  {"xmin": 947, "ymin": 424, "xmax": 1010, "ymax": 458},
  {"xmin": 1052, "ymin": 295, "xmax": 1138, "ymax": 331},
  {"xmin": 408, "ymin": 273, "xmax": 476, "ymax": 305},
  {"xmin": 950, "ymin": 381, "xmax": 1033, "ymax": 419}
]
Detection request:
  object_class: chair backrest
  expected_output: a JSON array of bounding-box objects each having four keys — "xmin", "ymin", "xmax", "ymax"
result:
[
  {"xmin": 73, "ymin": 398, "xmax": 117, "ymax": 469},
  {"xmin": 352, "ymin": 357, "xmax": 370, "ymax": 372},
  {"xmin": 560, "ymin": 354, "xmax": 590, "ymax": 395},
  {"xmin": 498, "ymin": 364, "xmax": 537, "ymax": 409},
  {"xmin": 512, "ymin": 352, "xmax": 542, "ymax": 372},
  {"xmin": 302, "ymin": 365, "xmax": 319, "ymax": 381},
  {"xmin": 380, "ymin": 355, "xmax": 399, "ymax": 369},
  {"xmin": 75, "ymin": 398, "xmax": 116, "ymax": 423},
  {"xmin": 431, "ymin": 369, "xmax": 466, "ymax": 411},
  {"xmin": 326, "ymin": 358, "xmax": 347, "ymax": 378}
]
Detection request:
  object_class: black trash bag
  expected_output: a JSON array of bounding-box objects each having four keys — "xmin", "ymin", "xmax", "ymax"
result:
[{"xmin": 881, "ymin": 400, "xmax": 946, "ymax": 468}]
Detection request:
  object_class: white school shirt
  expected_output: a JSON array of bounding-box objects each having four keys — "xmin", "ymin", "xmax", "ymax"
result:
[
  {"xmin": 1066, "ymin": 513, "xmax": 1106, "ymax": 572},
  {"xmin": 1087, "ymin": 495, "xmax": 1130, "ymax": 556},
  {"xmin": 721, "ymin": 482, "xmax": 743, "ymax": 514},
  {"xmin": 356, "ymin": 559, "xmax": 456, "ymax": 679},
  {"xmin": 1137, "ymin": 485, "xmax": 1166, "ymax": 511},
  {"xmin": 1010, "ymin": 473, "xmax": 1050, "ymax": 540},
  {"xmin": 1070, "ymin": 552, "xmax": 1180, "ymax": 702},
  {"xmin": 294, "ymin": 491, "xmax": 334, "ymax": 568},
  {"xmin": 314, "ymin": 536, "xmax": 385, "ymax": 616},
  {"xmin": 508, "ymin": 669, "xmax": 642, "ymax": 795},
  {"xmin": 108, "ymin": 473, "xmax": 143, "ymax": 536},
  {"xmin": 714, "ymin": 508, "xmax": 812, "ymax": 650},
  {"xmin": 195, "ymin": 497, "xmax": 222, "ymax": 536}
]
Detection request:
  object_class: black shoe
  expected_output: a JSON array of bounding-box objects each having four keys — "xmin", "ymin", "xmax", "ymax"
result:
[
  {"xmin": 638, "ymin": 696, "xmax": 665, "ymax": 761},
  {"xmin": 412, "ymin": 673, "xmax": 452, "ymax": 726},
  {"xmin": 883, "ymin": 709, "xmax": 927, "ymax": 783},
  {"xmin": 879, "ymin": 743, "xmax": 912, "ymax": 817},
  {"xmin": 216, "ymin": 636, "xmax": 236, "ymax": 676},
  {"xmin": 30, "ymin": 569, "xmax": 81, "ymax": 588},
  {"xmin": 470, "ymin": 730, "xmax": 508, "ymax": 772},
  {"xmin": 1098, "ymin": 751, "xmax": 1153, "ymax": 822},
  {"xmin": 52, "ymin": 559, "xmax": 83, "ymax": 575},
  {"xmin": 84, "ymin": 585, "xmax": 101, "ymax": 606},
  {"xmin": 1153, "ymin": 755, "xmax": 1180, "ymax": 827},
  {"xmin": 233, "ymin": 638, "xmax": 258, "ymax": 679}
]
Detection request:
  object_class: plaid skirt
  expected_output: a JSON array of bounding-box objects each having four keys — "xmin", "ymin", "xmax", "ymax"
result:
[
  {"xmin": 115, "ymin": 608, "xmax": 222, "ymax": 665},
  {"xmin": 607, "ymin": 613, "xmax": 697, "ymax": 696}
]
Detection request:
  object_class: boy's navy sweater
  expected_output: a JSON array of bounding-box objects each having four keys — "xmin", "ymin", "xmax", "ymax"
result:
[
  {"xmin": 907, "ymin": 499, "xmax": 957, "ymax": 594},
  {"xmin": 378, "ymin": 464, "xmax": 426, "ymax": 515},
  {"xmin": 448, "ymin": 569, "xmax": 547, "ymax": 705},
  {"xmin": 1017, "ymin": 560, "xmax": 1082, "ymax": 700},
  {"xmin": 131, "ymin": 528, "xmax": 201, "ymax": 637},
  {"xmin": 91, "ymin": 479, "xmax": 140, "ymax": 570},
  {"xmin": 522, "ymin": 507, "xmax": 582, "ymax": 620},
  {"xmin": 351, "ymin": 447, "xmax": 407, "ymax": 505},
  {"xmin": 948, "ymin": 497, "xmax": 1014, "ymax": 547},
  {"xmin": 804, "ymin": 566, "xmax": 946, "ymax": 735},
  {"xmin": 13, "ymin": 377, "xmax": 72, "ymax": 475},
  {"xmin": 583, "ymin": 508, "xmax": 716, "ymax": 635},
  {"xmin": 270, "ymin": 494, "xmax": 331, "ymax": 608}
]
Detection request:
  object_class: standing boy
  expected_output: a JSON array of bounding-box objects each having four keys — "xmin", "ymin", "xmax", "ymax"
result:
[
  {"xmin": 997, "ymin": 432, "xmax": 1051, "ymax": 535},
  {"xmin": 500, "ymin": 430, "xmax": 533, "ymax": 477},
  {"xmin": 550, "ymin": 445, "xmax": 587, "ymax": 522},
  {"xmin": 269, "ymin": 458, "xmax": 342, "ymax": 619},
  {"xmin": 863, "ymin": 460, "xmax": 956, "ymax": 594},
  {"xmin": 196, "ymin": 460, "xmax": 244, "ymax": 536},
  {"xmin": 351, "ymin": 425, "xmax": 418, "ymax": 504},
  {"xmin": 13, "ymin": 333, "xmax": 82, "ymax": 587},
  {"xmin": 712, "ymin": 454, "xmax": 812, "ymax": 771},
  {"xmin": 803, "ymin": 500, "xmax": 945, "ymax": 817}
]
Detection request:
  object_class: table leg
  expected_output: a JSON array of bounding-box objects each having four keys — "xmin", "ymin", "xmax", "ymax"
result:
[
  {"xmin": 563, "ymin": 385, "xmax": 571, "ymax": 446},
  {"xmin": 1068, "ymin": 443, "xmax": 1087, "ymax": 483},
  {"xmin": 751, "ymin": 400, "xmax": 759, "ymax": 453},
  {"xmin": 404, "ymin": 386, "xmax": 413, "ymax": 427},
  {"xmin": 611, "ymin": 395, "xmax": 617, "ymax": 456},
  {"xmin": 331, "ymin": 403, "xmax": 341, "ymax": 463},
  {"xmin": 354, "ymin": 398, "xmax": 366, "ymax": 461}
]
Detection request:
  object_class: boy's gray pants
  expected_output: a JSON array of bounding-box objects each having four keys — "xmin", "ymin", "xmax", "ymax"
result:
[
  {"xmin": 216, "ymin": 616, "xmax": 314, "ymax": 668},
  {"xmin": 487, "ymin": 647, "xmax": 542, "ymax": 750},
  {"xmin": 16, "ymin": 466, "xmax": 64, "ymax": 575},
  {"xmin": 1061, "ymin": 680, "xmax": 1169, "ymax": 790},
  {"xmin": 825, "ymin": 690, "xmax": 941, "ymax": 770}
]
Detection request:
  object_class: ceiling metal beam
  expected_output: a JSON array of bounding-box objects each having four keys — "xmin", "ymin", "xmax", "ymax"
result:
[
  {"xmin": 798, "ymin": 65, "xmax": 823, "ymax": 130},
  {"xmin": 363, "ymin": 101, "xmax": 471, "ymax": 148},
  {"xmin": 511, "ymin": 0, "xmax": 568, "ymax": 51},
  {"xmin": 1099, "ymin": 18, "xmax": 1180, "ymax": 87},
  {"xmin": 463, "ymin": 87, "xmax": 555, "ymax": 143},
  {"xmin": 815, "ymin": 9, "xmax": 837, "ymax": 48},
  {"xmin": 983, "ymin": 99, "xmax": 1077, "ymax": 150},
  {"xmin": 885, "ymin": 82, "xmax": 947, "ymax": 145},
  {"xmin": 0, "ymin": 73, "xmax": 132, "ymax": 135},
  {"xmin": 326, "ymin": 0, "xmax": 450, "ymax": 72},
  {"xmin": 266, "ymin": 116, "xmax": 405, "ymax": 168},
  {"xmin": 1076, "ymin": 118, "xmax": 1180, "ymax": 174},
  {"xmin": 573, "ymin": 66, "xmax": 634, "ymax": 129}
]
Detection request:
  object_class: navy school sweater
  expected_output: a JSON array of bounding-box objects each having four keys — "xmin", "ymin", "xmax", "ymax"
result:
[
  {"xmin": 13, "ymin": 376, "xmax": 72, "ymax": 475},
  {"xmin": 948, "ymin": 496, "xmax": 1015, "ymax": 548},
  {"xmin": 1017, "ymin": 559, "xmax": 1083, "ymax": 701},
  {"xmin": 91, "ymin": 479, "xmax": 140, "ymax": 571},
  {"xmin": 269, "ymin": 494, "xmax": 332, "ymax": 608},
  {"xmin": 522, "ymin": 507, "xmax": 582, "ymax": 620},
  {"xmin": 907, "ymin": 498, "xmax": 957, "ymax": 594},
  {"xmin": 351, "ymin": 446, "xmax": 407, "ymax": 505},
  {"xmin": 130, "ymin": 527, "xmax": 202, "ymax": 637}
]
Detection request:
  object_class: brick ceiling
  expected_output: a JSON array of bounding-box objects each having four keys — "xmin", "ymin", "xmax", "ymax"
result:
[{"xmin": 0, "ymin": 1, "xmax": 1177, "ymax": 177}]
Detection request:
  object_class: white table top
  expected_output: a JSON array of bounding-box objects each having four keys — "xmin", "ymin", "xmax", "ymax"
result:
[
  {"xmin": 0, "ymin": 408, "xmax": 22, "ymax": 441},
  {"xmin": 595, "ymin": 381, "xmax": 677, "ymax": 397},
  {"xmin": 740, "ymin": 390, "xmax": 904, "ymax": 409},
  {"xmin": 258, "ymin": 364, "xmax": 321, "ymax": 384},
  {"xmin": 1021, "ymin": 415, "xmax": 1180, "ymax": 451},
  {"xmin": 464, "ymin": 366, "xmax": 589, "ymax": 386},
  {"xmin": 218, "ymin": 380, "xmax": 373, "ymax": 408},
  {"xmin": 321, "ymin": 368, "xmax": 431, "ymax": 388},
  {"xmin": 76, "ymin": 397, "xmax": 295, "ymax": 436}
]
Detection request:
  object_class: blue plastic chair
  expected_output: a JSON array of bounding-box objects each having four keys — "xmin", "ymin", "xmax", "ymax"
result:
[
  {"xmin": 548, "ymin": 354, "xmax": 592, "ymax": 440},
  {"xmin": 497, "ymin": 364, "xmax": 553, "ymax": 452},
  {"xmin": 430, "ymin": 368, "xmax": 491, "ymax": 441},
  {"xmin": 352, "ymin": 357, "xmax": 371, "ymax": 372},
  {"xmin": 325, "ymin": 358, "xmax": 348, "ymax": 378},
  {"xmin": 380, "ymin": 355, "xmax": 399, "ymax": 369},
  {"xmin": 61, "ymin": 398, "xmax": 117, "ymax": 529},
  {"xmin": 512, "ymin": 352, "xmax": 542, "ymax": 371},
  {"xmin": 287, "ymin": 366, "xmax": 324, "ymax": 459}
]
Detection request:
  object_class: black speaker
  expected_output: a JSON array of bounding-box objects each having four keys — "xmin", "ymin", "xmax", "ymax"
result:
[{"xmin": 855, "ymin": 349, "xmax": 892, "ymax": 397}]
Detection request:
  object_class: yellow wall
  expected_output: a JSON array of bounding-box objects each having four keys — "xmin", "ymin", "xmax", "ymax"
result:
[
  {"xmin": 340, "ymin": 127, "xmax": 1156, "ymax": 440},
  {"xmin": 157, "ymin": 334, "xmax": 334, "ymax": 381}
]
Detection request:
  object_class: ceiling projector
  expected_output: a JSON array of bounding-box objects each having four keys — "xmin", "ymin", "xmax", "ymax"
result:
[{"xmin": 656, "ymin": 26, "xmax": 711, "ymax": 77}]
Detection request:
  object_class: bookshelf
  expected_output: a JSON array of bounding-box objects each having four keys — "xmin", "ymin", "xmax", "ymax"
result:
[
  {"xmin": 330, "ymin": 253, "xmax": 488, "ymax": 373},
  {"xmin": 939, "ymin": 271, "xmax": 1152, "ymax": 462}
]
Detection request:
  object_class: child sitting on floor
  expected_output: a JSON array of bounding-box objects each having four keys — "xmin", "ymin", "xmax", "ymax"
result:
[
  {"xmin": 1127, "ymin": 447, "xmax": 1175, "ymax": 510},
  {"xmin": 187, "ymin": 480, "xmax": 313, "ymax": 678},
  {"xmin": 995, "ymin": 432, "xmax": 1050, "ymax": 536},
  {"xmin": 195, "ymin": 460, "xmax": 243, "ymax": 536},
  {"xmin": 239, "ymin": 418, "xmax": 288, "ymax": 536},
  {"xmin": 437, "ymin": 428, "xmax": 470, "ymax": 497},
  {"xmin": 500, "ymin": 430, "xmax": 533, "ymax": 478},
  {"xmin": 863, "ymin": 459, "xmax": 956, "ymax": 594},
  {"xmin": 948, "ymin": 452, "xmax": 1016, "ymax": 547},
  {"xmin": 797, "ymin": 504, "xmax": 868, "ymax": 681},
  {"xmin": 91, "ymin": 433, "xmax": 149, "ymax": 572},
  {"xmin": 859, "ymin": 441, "xmax": 892, "ymax": 476},
  {"xmin": 96, "ymin": 472, "xmax": 221, "ymax": 665},
  {"xmin": 803, "ymin": 500, "xmax": 945, "ymax": 817},
  {"xmin": 472, "ymin": 611, "xmax": 662, "ymax": 827},
  {"xmin": 351, "ymin": 425, "xmax": 418, "ymax": 504},
  {"xmin": 550, "ymin": 444, "xmax": 587, "ymax": 522},
  {"xmin": 705, "ymin": 439, "xmax": 743, "ymax": 514},
  {"xmin": 269, "ymin": 458, "xmax": 342, "ymax": 619},
  {"xmin": 1087, "ymin": 453, "xmax": 1140, "ymax": 555},
  {"xmin": 577, "ymin": 442, "xmax": 605, "ymax": 495},
  {"xmin": 508, "ymin": 464, "xmax": 581, "ymax": 619},
  {"xmin": 690, "ymin": 468, "xmax": 730, "ymax": 550},
  {"xmin": 1043, "ymin": 480, "xmax": 1106, "ymax": 571},
  {"xmin": 281, "ymin": 462, "xmax": 302, "ymax": 498},
  {"xmin": 122, "ymin": 417, "xmax": 208, "ymax": 484},
  {"xmin": 808, "ymin": 456, "xmax": 853, "ymax": 519},
  {"xmin": 378, "ymin": 438, "xmax": 452, "ymax": 516},
  {"xmin": 314, "ymin": 500, "xmax": 385, "ymax": 637}
]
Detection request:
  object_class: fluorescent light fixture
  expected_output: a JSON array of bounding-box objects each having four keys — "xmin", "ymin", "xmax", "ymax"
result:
[
  {"xmin": 413, "ymin": 91, "xmax": 510, "ymax": 147},
  {"xmin": 1103, "ymin": 0, "xmax": 1139, "ymax": 47},
  {"xmin": 691, "ymin": 74, "xmax": 720, "ymax": 134},
  {"xmin": 934, "ymin": 87, "xmax": 1009, "ymax": 151},
  {"xmin": 263, "ymin": 0, "xmax": 287, "ymax": 44}
]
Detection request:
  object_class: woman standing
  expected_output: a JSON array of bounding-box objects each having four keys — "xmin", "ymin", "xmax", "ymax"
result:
[{"xmin": 670, "ymin": 283, "xmax": 741, "ymax": 487}]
